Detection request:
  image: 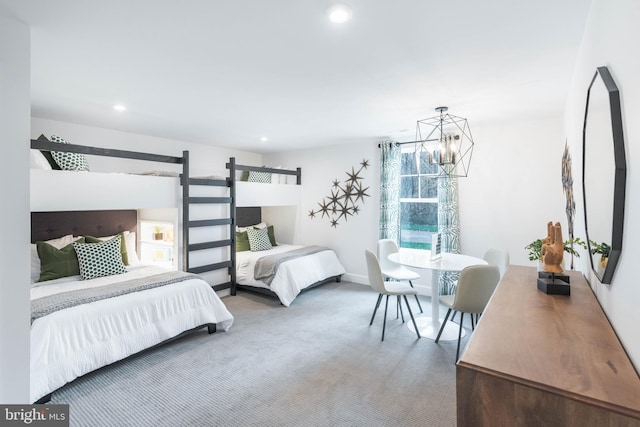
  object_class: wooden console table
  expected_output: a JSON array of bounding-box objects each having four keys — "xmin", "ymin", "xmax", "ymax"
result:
[{"xmin": 457, "ymin": 265, "xmax": 640, "ymax": 426}]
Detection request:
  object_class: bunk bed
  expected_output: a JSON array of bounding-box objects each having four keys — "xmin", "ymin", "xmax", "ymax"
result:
[
  {"xmin": 28, "ymin": 137, "xmax": 235, "ymax": 403},
  {"xmin": 227, "ymin": 159, "xmax": 345, "ymax": 306}
]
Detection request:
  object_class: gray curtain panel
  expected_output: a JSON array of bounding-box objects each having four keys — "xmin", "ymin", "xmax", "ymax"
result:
[{"xmin": 379, "ymin": 142, "xmax": 401, "ymax": 241}]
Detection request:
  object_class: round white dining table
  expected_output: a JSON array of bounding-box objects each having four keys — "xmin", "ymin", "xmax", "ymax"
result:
[{"xmin": 388, "ymin": 248, "xmax": 487, "ymax": 340}]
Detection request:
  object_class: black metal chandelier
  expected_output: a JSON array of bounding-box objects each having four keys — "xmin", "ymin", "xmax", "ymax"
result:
[{"xmin": 414, "ymin": 106, "xmax": 474, "ymax": 178}]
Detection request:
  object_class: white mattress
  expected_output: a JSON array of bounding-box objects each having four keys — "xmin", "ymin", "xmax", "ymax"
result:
[
  {"xmin": 236, "ymin": 244, "xmax": 345, "ymax": 306},
  {"xmin": 30, "ymin": 265, "xmax": 234, "ymax": 403}
]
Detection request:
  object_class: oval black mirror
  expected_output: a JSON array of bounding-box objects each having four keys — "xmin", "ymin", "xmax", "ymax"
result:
[{"xmin": 582, "ymin": 66, "xmax": 626, "ymax": 284}]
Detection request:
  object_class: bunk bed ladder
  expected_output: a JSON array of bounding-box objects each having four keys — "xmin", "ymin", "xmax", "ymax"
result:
[{"xmin": 182, "ymin": 151, "xmax": 235, "ymax": 292}]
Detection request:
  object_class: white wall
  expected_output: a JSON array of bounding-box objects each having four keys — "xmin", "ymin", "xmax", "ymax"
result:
[
  {"xmin": 458, "ymin": 116, "xmax": 567, "ymax": 266},
  {"xmin": 0, "ymin": 13, "xmax": 31, "ymax": 403},
  {"xmin": 263, "ymin": 116, "xmax": 566, "ymax": 292},
  {"xmin": 564, "ymin": 0, "xmax": 640, "ymax": 368},
  {"xmin": 264, "ymin": 142, "xmax": 380, "ymax": 284}
]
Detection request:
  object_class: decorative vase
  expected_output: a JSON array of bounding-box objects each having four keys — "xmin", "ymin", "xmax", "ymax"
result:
[
  {"xmin": 153, "ymin": 232, "xmax": 163, "ymax": 240},
  {"xmin": 597, "ymin": 256, "xmax": 608, "ymax": 276}
]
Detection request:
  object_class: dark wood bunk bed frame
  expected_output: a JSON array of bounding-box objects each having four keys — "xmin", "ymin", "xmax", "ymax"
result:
[
  {"xmin": 30, "ymin": 138, "xmax": 232, "ymax": 403},
  {"xmin": 226, "ymin": 158, "xmax": 342, "ymax": 302},
  {"xmin": 31, "ymin": 137, "xmax": 235, "ymax": 291}
]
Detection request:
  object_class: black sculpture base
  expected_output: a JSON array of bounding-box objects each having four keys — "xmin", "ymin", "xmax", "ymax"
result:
[{"xmin": 537, "ymin": 271, "xmax": 570, "ymax": 295}]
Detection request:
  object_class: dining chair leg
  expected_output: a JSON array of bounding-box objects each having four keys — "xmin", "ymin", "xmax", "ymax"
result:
[
  {"xmin": 471, "ymin": 314, "xmax": 475, "ymax": 331},
  {"xmin": 382, "ymin": 295, "xmax": 390, "ymax": 341},
  {"xmin": 451, "ymin": 311, "xmax": 457, "ymax": 322},
  {"xmin": 408, "ymin": 281, "xmax": 423, "ymax": 313},
  {"xmin": 370, "ymin": 294, "xmax": 383, "ymax": 326},
  {"xmin": 435, "ymin": 308, "xmax": 452, "ymax": 343},
  {"xmin": 398, "ymin": 296, "xmax": 405, "ymax": 323},
  {"xmin": 403, "ymin": 295, "xmax": 421, "ymax": 339},
  {"xmin": 456, "ymin": 312, "xmax": 464, "ymax": 361}
]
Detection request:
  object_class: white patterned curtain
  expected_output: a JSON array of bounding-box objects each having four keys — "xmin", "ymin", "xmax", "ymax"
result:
[
  {"xmin": 438, "ymin": 175, "xmax": 461, "ymax": 295},
  {"xmin": 379, "ymin": 142, "xmax": 401, "ymax": 241}
]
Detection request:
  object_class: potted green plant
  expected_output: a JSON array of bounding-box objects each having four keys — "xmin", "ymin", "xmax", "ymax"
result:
[
  {"xmin": 525, "ymin": 237, "xmax": 587, "ymax": 268},
  {"xmin": 153, "ymin": 225, "xmax": 163, "ymax": 240},
  {"xmin": 589, "ymin": 240, "xmax": 611, "ymax": 273}
]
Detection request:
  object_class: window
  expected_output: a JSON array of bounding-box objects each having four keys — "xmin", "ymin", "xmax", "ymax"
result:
[{"xmin": 399, "ymin": 144, "xmax": 439, "ymax": 249}]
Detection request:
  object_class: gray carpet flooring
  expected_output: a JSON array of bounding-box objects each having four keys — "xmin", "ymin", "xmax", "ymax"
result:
[{"xmin": 50, "ymin": 281, "xmax": 469, "ymax": 426}]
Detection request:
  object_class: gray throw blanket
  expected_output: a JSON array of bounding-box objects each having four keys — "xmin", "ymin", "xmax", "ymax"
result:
[
  {"xmin": 254, "ymin": 246, "xmax": 330, "ymax": 286},
  {"xmin": 31, "ymin": 270, "xmax": 199, "ymax": 324}
]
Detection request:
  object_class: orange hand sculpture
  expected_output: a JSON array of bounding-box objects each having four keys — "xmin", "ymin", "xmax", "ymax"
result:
[
  {"xmin": 542, "ymin": 222, "xmax": 564, "ymax": 273},
  {"xmin": 542, "ymin": 221, "xmax": 554, "ymax": 245}
]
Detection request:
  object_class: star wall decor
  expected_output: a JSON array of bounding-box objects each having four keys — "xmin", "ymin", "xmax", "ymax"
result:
[{"xmin": 308, "ymin": 159, "xmax": 370, "ymax": 227}]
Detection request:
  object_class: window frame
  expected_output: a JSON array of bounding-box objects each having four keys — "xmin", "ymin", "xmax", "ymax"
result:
[{"xmin": 399, "ymin": 144, "xmax": 439, "ymax": 250}]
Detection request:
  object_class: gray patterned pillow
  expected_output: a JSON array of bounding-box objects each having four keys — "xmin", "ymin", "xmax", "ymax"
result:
[
  {"xmin": 248, "ymin": 171, "xmax": 272, "ymax": 183},
  {"xmin": 247, "ymin": 227, "xmax": 273, "ymax": 251},
  {"xmin": 50, "ymin": 135, "xmax": 90, "ymax": 171},
  {"xmin": 73, "ymin": 237, "xmax": 126, "ymax": 280}
]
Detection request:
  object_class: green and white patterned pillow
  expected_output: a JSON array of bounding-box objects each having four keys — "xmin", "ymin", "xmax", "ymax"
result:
[
  {"xmin": 247, "ymin": 171, "xmax": 272, "ymax": 183},
  {"xmin": 73, "ymin": 237, "xmax": 126, "ymax": 280},
  {"xmin": 50, "ymin": 135, "xmax": 90, "ymax": 171},
  {"xmin": 247, "ymin": 227, "xmax": 273, "ymax": 251}
]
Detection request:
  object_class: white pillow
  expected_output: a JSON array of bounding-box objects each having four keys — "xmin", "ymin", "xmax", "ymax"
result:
[
  {"xmin": 124, "ymin": 231, "xmax": 140, "ymax": 264},
  {"xmin": 285, "ymin": 170, "xmax": 297, "ymax": 185},
  {"xmin": 30, "ymin": 150, "xmax": 52, "ymax": 170},
  {"xmin": 271, "ymin": 166, "xmax": 282, "ymax": 184},
  {"xmin": 237, "ymin": 222, "xmax": 267, "ymax": 233}
]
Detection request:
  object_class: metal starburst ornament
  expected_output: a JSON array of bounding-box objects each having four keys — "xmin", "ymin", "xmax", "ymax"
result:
[{"xmin": 308, "ymin": 159, "xmax": 370, "ymax": 227}]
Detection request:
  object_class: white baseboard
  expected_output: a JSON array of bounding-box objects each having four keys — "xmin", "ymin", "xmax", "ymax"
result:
[
  {"xmin": 342, "ymin": 273, "xmax": 369, "ymax": 285},
  {"xmin": 216, "ymin": 288, "xmax": 231, "ymax": 298}
]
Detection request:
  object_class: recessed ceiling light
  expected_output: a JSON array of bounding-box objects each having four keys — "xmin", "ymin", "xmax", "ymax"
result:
[
  {"xmin": 260, "ymin": 137, "xmax": 268, "ymax": 142},
  {"xmin": 327, "ymin": 3, "xmax": 352, "ymax": 24},
  {"xmin": 113, "ymin": 104, "xmax": 126, "ymax": 112}
]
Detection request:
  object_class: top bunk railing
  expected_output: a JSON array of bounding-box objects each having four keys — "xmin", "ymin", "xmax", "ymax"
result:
[
  {"xmin": 31, "ymin": 138, "xmax": 184, "ymax": 165},
  {"xmin": 226, "ymin": 157, "xmax": 302, "ymax": 186}
]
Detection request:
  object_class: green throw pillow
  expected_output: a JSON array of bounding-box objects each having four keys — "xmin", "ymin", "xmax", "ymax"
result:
[
  {"xmin": 84, "ymin": 233, "xmax": 129, "ymax": 265},
  {"xmin": 50, "ymin": 135, "xmax": 90, "ymax": 171},
  {"xmin": 37, "ymin": 237, "xmax": 86, "ymax": 282},
  {"xmin": 266, "ymin": 225, "xmax": 278, "ymax": 247},
  {"xmin": 73, "ymin": 237, "xmax": 127, "ymax": 280},
  {"xmin": 247, "ymin": 171, "xmax": 272, "ymax": 183},
  {"xmin": 236, "ymin": 231, "xmax": 250, "ymax": 252},
  {"xmin": 247, "ymin": 227, "xmax": 273, "ymax": 251}
]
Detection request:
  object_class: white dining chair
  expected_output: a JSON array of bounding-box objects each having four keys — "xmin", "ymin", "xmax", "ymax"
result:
[
  {"xmin": 451, "ymin": 248, "xmax": 509, "ymax": 324},
  {"xmin": 377, "ymin": 239, "xmax": 423, "ymax": 313},
  {"xmin": 483, "ymin": 248, "xmax": 510, "ymax": 278},
  {"xmin": 435, "ymin": 265, "xmax": 501, "ymax": 361},
  {"xmin": 365, "ymin": 250, "xmax": 421, "ymax": 341}
]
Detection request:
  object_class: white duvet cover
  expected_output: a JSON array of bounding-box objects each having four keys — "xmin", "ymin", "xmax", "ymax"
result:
[
  {"xmin": 236, "ymin": 244, "xmax": 345, "ymax": 306},
  {"xmin": 30, "ymin": 265, "xmax": 234, "ymax": 403}
]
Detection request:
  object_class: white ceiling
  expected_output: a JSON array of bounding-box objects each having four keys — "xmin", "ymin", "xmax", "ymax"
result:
[{"xmin": 1, "ymin": 0, "xmax": 592, "ymax": 153}]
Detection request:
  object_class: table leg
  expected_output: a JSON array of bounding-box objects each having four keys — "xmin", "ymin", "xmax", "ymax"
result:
[{"xmin": 407, "ymin": 269, "xmax": 466, "ymax": 341}]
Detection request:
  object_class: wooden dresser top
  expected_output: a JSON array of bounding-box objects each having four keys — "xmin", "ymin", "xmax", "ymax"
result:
[{"xmin": 458, "ymin": 265, "xmax": 640, "ymax": 415}]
